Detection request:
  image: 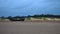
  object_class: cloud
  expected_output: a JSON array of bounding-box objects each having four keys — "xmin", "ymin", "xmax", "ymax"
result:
[{"xmin": 0, "ymin": 0, "xmax": 60, "ymax": 16}]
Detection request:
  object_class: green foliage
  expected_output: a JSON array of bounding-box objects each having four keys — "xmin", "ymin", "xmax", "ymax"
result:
[
  {"xmin": 25, "ymin": 17, "xmax": 31, "ymax": 21},
  {"xmin": 27, "ymin": 17, "xmax": 31, "ymax": 20}
]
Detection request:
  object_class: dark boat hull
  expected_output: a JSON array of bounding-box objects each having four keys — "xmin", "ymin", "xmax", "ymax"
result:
[{"xmin": 9, "ymin": 17, "xmax": 25, "ymax": 21}]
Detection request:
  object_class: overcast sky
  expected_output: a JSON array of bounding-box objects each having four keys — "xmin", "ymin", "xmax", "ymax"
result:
[{"xmin": 0, "ymin": 0, "xmax": 60, "ymax": 16}]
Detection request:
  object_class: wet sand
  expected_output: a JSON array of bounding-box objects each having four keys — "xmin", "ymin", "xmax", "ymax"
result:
[{"xmin": 0, "ymin": 21, "xmax": 60, "ymax": 34}]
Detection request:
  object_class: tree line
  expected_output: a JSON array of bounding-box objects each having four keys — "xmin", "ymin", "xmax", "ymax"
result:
[{"xmin": 0, "ymin": 14, "xmax": 60, "ymax": 19}]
